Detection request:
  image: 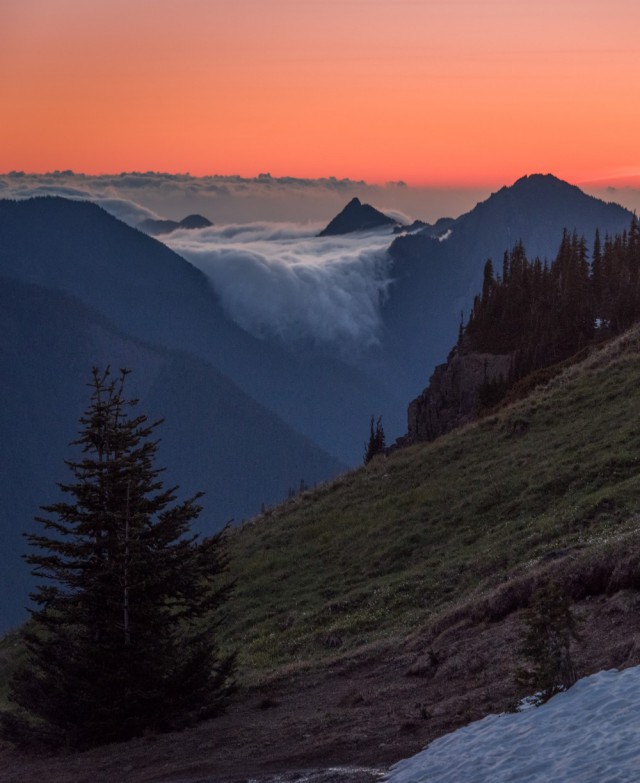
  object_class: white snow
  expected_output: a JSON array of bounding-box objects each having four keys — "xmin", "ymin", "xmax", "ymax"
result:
[{"xmin": 386, "ymin": 667, "xmax": 640, "ymax": 783}]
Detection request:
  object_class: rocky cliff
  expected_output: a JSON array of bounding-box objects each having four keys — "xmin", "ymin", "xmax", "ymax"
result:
[{"xmin": 406, "ymin": 347, "xmax": 512, "ymax": 442}]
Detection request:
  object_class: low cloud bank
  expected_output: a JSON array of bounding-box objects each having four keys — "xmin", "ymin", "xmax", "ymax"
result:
[
  {"xmin": 0, "ymin": 170, "xmax": 400, "ymax": 349},
  {"xmin": 165, "ymin": 224, "xmax": 394, "ymax": 350},
  {"xmin": 0, "ymin": 171, "xmax": 487, "ymax": 224},
  {"xmin": 12, "ymin": 172, "xmax": 591, "ymax": 350}
]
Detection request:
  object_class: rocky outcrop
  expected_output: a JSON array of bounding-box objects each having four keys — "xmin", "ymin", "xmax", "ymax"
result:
[{"xmin": 406, "ymin": 348, "xmax": 513, "ymax": 442}]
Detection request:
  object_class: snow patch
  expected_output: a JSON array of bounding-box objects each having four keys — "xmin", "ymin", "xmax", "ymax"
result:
[{"xmin": 386, "ymin": 668, "xmax": 640, "ymax": 783}]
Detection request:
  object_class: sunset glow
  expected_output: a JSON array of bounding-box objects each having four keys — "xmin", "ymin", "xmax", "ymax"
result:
[{"xmin": 2, "ymin": 0, "xmax": 640, "ymax": 186}]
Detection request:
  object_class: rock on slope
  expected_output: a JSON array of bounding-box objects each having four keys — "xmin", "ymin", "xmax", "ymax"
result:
[{"xmin": 406, "ymin": 346, "xmax": 512, "ymax": 442}]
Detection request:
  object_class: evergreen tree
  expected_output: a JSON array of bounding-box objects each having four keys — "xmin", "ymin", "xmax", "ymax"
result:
[
  {"xmin": 591, "ymin": 228, "xmax": 604, "ymax": 319},
  {"xmin": 1, "ymin": 367, "xmax": 234, "ymax": 749},
  {"xmin": 457, "ymin": 219, "xmax": 640, "ymax": 412},
  {"xmin": 363, "ymin": 415, "xmax": 386, "ymax": 464},
  {"xmin": 515, "ymin": 582, "xmax": 581, "ymax": 705}
]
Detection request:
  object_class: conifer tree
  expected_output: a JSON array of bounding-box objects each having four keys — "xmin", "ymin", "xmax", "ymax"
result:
[
  {"xmin": 1, "ymin": 367, "xmax": 234, "ymax": 749},
  {"xmin": 364, "ymin": 415, "xmax": 386, "ymax": 464},
  {"xmin": 515, "ymin": 582, "xmax": 581, "ymax": 705}
]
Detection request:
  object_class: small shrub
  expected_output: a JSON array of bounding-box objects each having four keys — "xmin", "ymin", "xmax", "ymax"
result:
[{"xmin": 515, "ymin": 581, "xmax": 581, "ymax": 705}]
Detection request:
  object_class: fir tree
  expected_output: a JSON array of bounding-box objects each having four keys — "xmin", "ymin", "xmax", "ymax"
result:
[
  {"xmin": 515, "ymin": 582, "xmax": 581, "ymax": 706},
  {"xmin": 1, "ymin": 367, "xmax": 234, "ymax": 749},
  {"xmin": 364, "ymin": 415, "xmax": 386, "ymax": 464}
]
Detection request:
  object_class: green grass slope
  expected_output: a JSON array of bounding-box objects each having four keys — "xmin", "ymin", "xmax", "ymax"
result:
[{"xmin": 224, "ymin": 325, "xmax": 640, "ymax": 670}]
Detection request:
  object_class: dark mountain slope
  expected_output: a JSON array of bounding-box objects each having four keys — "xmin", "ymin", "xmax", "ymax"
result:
[
  {"xmin": 0, "ymin": 197, "xmax": 400, "ymax": 462},
  {"xmin": 380, "ymin": 174, "xmax": 634, "ymax": 398},
  {"xmin": 0, "ymin": 274, "xmax": 344, "ymax": 632}
]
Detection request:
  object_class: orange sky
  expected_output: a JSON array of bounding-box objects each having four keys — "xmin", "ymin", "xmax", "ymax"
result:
[{"xmin": 2, "ymin": 0, "xmax": 639, "ymax": 186}]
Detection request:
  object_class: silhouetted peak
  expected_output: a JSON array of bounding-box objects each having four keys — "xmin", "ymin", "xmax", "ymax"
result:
[
  {"xmin": 499, "ymin": 173, "xmax": 583, "ymax": 199},
  {"xmin": 318, "ymin": 197, "xmax": 399, "ymax": 237},
  {"xmin": 178, "ymin": 214, "xmax": 213, "ymax": 230},
  {"xmin": 138, "ymin": 213, "xmax": 213, "ymax": 236},
  {"xmin": 513, "ymin": 173, "xmax": 563, "ymax": 186},
  {"xmin": 457, "ymin": 173, "xmax": 626, "ymax": 229}
]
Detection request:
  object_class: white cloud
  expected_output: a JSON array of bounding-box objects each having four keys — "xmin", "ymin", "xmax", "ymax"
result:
[
  {"xmin": 0, "ymin": 172, "xmax": 413, "ymax": 350},
  {"xmin": 164, "ymin": 224, "xmax": 395, "ymax": 351},
  {"xmin": 0, "ymin": 172, "xmax": 529, "ymax": 351}
]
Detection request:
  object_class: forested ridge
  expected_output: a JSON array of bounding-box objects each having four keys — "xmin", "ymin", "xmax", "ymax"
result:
[{"xmin": 463, "ymin": 217, "xmax": 640, "ymax": 392}]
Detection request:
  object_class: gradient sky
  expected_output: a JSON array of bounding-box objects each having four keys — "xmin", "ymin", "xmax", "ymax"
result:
[{"xmin": 2, "ymin": 0, "xmax": 639, "ymax": 186}]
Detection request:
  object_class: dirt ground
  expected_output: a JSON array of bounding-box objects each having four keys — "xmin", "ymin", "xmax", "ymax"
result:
[{"xmin": 2, "ymin": 589, "xmax": 640, "ymax": 783}]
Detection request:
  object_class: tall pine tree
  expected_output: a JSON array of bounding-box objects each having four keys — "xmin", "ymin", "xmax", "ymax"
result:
[
  {"xmin": 1, "ymin": 367, "xmax": 234, "ymax": 749},
  {"xmin": 363, "ymin": 415, "xmax": 386, "ymax": 464}
]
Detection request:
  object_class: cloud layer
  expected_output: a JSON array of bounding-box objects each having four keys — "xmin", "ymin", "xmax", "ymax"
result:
[
  {"xmin": 0, "ymin": 171, "xmax": 488, "ymax": 224},
  {"xmin": 165, "ymin": 223, "xmax": 394, "ymax": 350},
  {"xmin": 0, "ymin": 172, "xmax": 407, "ymax": 350}
]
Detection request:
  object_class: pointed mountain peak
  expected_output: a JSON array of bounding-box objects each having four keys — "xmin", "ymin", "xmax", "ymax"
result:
[{"xmin": 318, "ymin": 197, "xmax": 399, "ymax": 237}]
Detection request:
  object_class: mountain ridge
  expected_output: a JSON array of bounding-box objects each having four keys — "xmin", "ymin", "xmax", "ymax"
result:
[
  {"xmin": 138, "ymin": 213, "xmax": 213, "ymax": 235},
  {"xmin": 375, "ymin": 173, "xmax": 635, "ymax": 403}
]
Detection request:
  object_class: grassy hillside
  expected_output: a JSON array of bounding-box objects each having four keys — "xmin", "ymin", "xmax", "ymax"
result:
[
  {"xmin": 224, "ymin": 325, "xmax": 640, "ymax": 670},
  {"xmin": 5, "ymin": 322, "xmax": 640, "ymax": 699}
]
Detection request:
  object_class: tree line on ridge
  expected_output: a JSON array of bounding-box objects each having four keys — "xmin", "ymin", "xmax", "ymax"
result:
[{"xmin": 461, "ymin": 217, "xmax": 640, "ymax": 399}]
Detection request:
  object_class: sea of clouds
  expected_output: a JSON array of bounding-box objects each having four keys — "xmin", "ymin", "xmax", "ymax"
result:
[
  {"xmin": 164, "ymin": 222, "xmax": 395, "ymax": 349},
  {"xmin": 0, "ymin": 170, "xmax": 487, "ymax": 224},
  {"xmin": 0, "ymin": 172, "xmax": 427, "ymax": 350},
  {"xmin": 4, "ymin": 171, "xmax": 635, "ymax": 352}
]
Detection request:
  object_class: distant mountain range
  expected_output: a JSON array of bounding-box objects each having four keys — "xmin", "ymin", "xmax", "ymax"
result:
[{"xmin": 0, "ymin": 174, "xmax": 635, "ymax": 631}]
